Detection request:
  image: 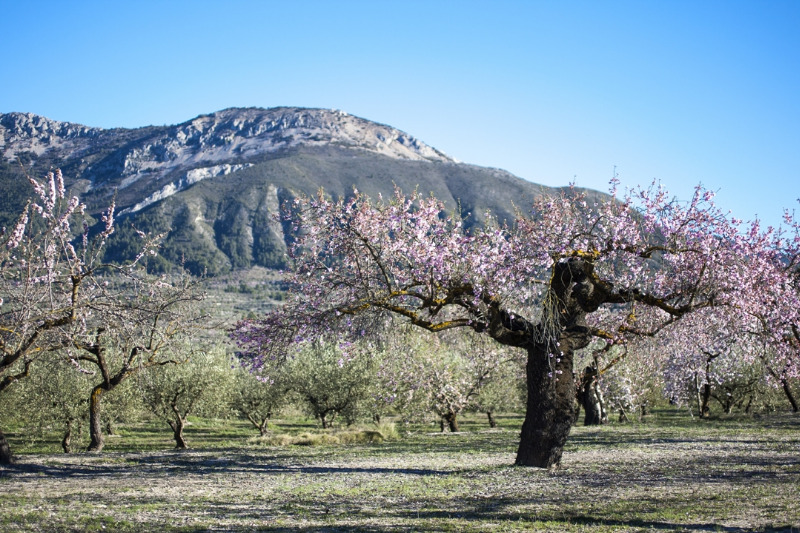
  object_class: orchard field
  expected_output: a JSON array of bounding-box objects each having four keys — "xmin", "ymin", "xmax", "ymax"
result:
[
  {"xmin": 3, "ymin": 172, "xmax": 800, "ymax": 532},
  {"xmin": 1, "ymin": 410, "xmax": 798, "ymax": 532}
]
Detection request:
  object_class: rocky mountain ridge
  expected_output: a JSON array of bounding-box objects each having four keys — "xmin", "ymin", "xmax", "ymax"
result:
[{"xmin": 0, "ymin": 107, "xmax": 594, "ymax": 275}]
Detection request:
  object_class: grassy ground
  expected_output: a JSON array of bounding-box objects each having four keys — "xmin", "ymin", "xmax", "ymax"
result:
[{"xmin": 1, "ymin": 410, "xmax": 798, "ymax": 532}]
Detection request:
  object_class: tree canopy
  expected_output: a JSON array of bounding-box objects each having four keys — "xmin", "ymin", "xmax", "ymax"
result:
[{"xmin": 233, "ymin": 180, "xmax": 799, "ymax": 467}]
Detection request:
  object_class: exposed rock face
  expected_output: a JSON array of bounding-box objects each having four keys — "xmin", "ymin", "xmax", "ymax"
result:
[
  {"xmin": 0, "ymin": 107, "xmax": 597, "ymax": 275},
  {"xmin": 0, "ymin": 112, "xmax": 100, "ymax": 158}
]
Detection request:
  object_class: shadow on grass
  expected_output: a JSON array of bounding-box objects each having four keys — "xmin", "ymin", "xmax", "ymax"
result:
[{"xmin": 0, "ymin": 451, "xmax": 452, "ymax": 479}]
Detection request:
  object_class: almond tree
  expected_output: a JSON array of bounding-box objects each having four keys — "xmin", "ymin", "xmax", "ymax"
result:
[
  {"xmin": 0, "ymin": 170, "xmax": 200, "ymax": 461},
  {"xmin": 0, "ymin": 170, "xmax": 123, "ymax": 462},
  {"xmin": 749, "ymin": 208, "xmax": 800, "ymax": 409},
  {"xmin": 660, "ymin": 309, "xmax": 762, "ymax": 417},
  {"xmin": 233, "ymin": 181, "xmax": 774, "ymax": 468},
  {"xmin": 377, "ymin": 327, "xmax": 520, "ymax": 432}
]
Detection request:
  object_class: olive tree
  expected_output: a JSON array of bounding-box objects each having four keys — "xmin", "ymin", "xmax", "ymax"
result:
[
  {"xmin": 138, "ymin": 343, "xmax": 233, "ymax": 449},
  {"xmin": 284, "ymin": 341, "xmax": 377, "ymax": 429},
  {"xmin": 232, "ymin": 364, "xmax": 288, "ymax": 436}
]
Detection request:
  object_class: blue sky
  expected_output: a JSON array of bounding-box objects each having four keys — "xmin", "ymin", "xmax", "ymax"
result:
[{"xmin": 3, "ymin": 0, "xmax": 798, "ymax": 229}]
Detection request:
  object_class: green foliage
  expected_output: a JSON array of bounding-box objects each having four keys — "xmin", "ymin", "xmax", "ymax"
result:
[
  {"xmin": 471, "ymin": 357, "xmax": 526, "ymax": 420},
  {"xmin": 285, "ymin": 341, "xmax": 378, "ymax": 428},
  {"xmin": 231, "ymin": 365, "xmax": 288, "ymax": 435},
  {"xmin": 4, "ymin": 354, "xmax": 92, "ymax": 451},
  {"xmin": 0, "ymin": 159, "xmax": 34, "ymax": 231},
  {"xmin": 137, "ymin": 343, "xmax": 235, "ymax": 447}
]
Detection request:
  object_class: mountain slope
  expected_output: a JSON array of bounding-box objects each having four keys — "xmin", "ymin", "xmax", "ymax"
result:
[{"xmin": 1, "ymin": 107, "xmax": 601, "ymax": 275}]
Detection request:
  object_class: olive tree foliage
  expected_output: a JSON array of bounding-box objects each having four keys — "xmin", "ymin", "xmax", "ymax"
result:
[
  {"xmin": 7, "ymin": 352, "xmax": 93, "ymax": 452},
  {"xmin": 470, "ymin": 356, "xmax": 526, "ymax": 428},
  {"xmin": 138, "ymin": 343, "xmax": 233, "ymax": 449},
  {"xmin": 0, "ymin": 169, "xmax": 204, "ymax": 462},
  {"xmin": 233, "ymin": 179, "xmax": 787, "ymax": 468},
  {"xmin": 232, "ymin": 364, "xmax": 288, "ymax": 436},
  {"xmin": 5, "ymin": 351, "xmax": 145, "ymax": 452},
  {"xmin": 282, "ymin": 340, "xmax": 378, "ymax": 429},
  {"xmin": 71, "ymin": 271, "xmax": 205, "ymax": 452}
]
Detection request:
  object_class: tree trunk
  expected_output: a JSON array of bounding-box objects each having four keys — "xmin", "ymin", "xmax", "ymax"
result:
[
  {"xmin": 169, "ymin": 413, "xmax": 188, "ymax": 449},
  {"xmin": 700, "ymin": 381, "xmax": 712, "ymax": 418},
  {"xmin": 61, "ymin": 419, "xmax": 74, "ymax": 453},
  {"xmin": 0, "ymin": 427, "xmax": 12, "ymax": 465},
  {"xmin": 444, "ymin": 411, "xmax": 459, "ymax": 432},
  {"xmin": 246, "ymin": 413, "xmax": 271, "ymax": 436},
  {"xmin": 515, "ymin": 344, "xmax": 576, "ymax": 468},
  {"xmin": 87, "ymin": 386, "xmax": 106, "ymax": 452},
  {"xmin": 781, "ymin": 380, "xmax": 799, "ymax": 413},
  {"xmin": 486, "ymin": 411, "xmax": 497, "ymax": 428},
  {"xmin": 579, "ymin": 365, "xmax": 607, "ymax": 426}
]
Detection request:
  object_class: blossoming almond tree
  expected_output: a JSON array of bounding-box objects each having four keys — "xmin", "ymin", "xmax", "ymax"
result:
[
  {"xmin": 0, "ymin": 170, "xmax": 202, "ymax": 461},
  {"xmin": 0, "ymin": 170, "xmax": 120, "ymax": 462},
  {"xmin": 743, "ymin": 207, "xmax": 800, "ymax": 409},
  {"xmin": 233, "ymin": 181, "xmax": 769, "ymax": 468}
]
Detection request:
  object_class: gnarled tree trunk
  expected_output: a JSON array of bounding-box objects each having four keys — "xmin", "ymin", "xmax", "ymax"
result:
[
  {"xmin": 781, "ymin": 380, "xmax": 799, "ymax": 413},
  {"xmin": 169, "ymin": 407, "xmax": 188, "ymax": 449},
  {"xmin": 87, "ymin": 386, "xmax": 107, "ymax": 452},
  {"xmin": 441, "ymin": 411, "xmax": 459, "ymax": 432},
  {"xmin": 247, "ymin": 413, "xmax": 271, "ymax": 436},
  {"xmin": 579, "ymin": 365, "xmax": 607, "ymax": 426},
  {"xmin": 61, "ymin": 419, "xmax": 76, "ymax": 453},
  {"xmin": 515, "ymin": 343, "xmax": 577, "ymax": 468}
]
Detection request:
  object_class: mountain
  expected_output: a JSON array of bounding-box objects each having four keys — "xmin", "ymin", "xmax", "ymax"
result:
[{"xmin": 0, "ymin": 107, "xmax": 603, "ymax": 275}]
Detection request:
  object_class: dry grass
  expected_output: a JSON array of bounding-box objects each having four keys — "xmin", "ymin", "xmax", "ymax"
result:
[{"xmin": 1, "ymin": 411, "xmax": 798, "ymax": 532}]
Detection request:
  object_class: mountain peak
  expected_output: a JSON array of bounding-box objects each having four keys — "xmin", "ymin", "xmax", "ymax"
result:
[
  {"xmin": 0, "ymin": 112, "xmax": 100, "ymax": 159},
  {"xmin": 0, "ymin": 106, "xmax": 573, "ymax": 276},
  {"xmin": 173, "ymin": 107, "xmax": 455, "ymax": 164}
]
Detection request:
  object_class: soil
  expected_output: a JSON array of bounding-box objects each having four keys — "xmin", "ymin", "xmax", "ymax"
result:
[{"xmin": 1, "ymin": 418, "xmax": 799, "ymax": 532}]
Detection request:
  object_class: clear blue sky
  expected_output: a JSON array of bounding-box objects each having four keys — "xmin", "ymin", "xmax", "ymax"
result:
[{"xmin": 3, "ymin": 0, "xmax": 798, "ymax": 229}]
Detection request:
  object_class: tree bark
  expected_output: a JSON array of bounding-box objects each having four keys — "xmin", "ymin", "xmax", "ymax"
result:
[
  {"xmin": 780, "ymin": 379, "xmax": 799, "ymax": 413},
  {"xmin": 486, "ymin": 411, "xmax": 497, "ymax": 428},
  {"xmin": 764, "ymin": 364, "xmax": 799, "ymax": 413},
  {"xmin": 61, "ymin": 419, "xmax": 74, "ymax": 453},
  {"xmin": 169, "ymin": 411, "xmax": 188, "ymax": 449},
  {"xmin": 0, "ymin": 427, "xmax": 12, "ymax": 464},
  {"xmin": 579, "ymin": 365, "xmax": 607, "ymax": 426},
  {"xmin": 444, "ymin": 411, "xmax": 459, "ymax": 432},
  {"xmin": 515, "ymin": 344, "xmax": 576, "ymax": 468},
  {"xmin": 87, "ymin": 386, "xmax": 107, "ymax": 452},
  {"xmin": 700, "ymin": 380, "xmax": 712, "ymax": 418}
]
